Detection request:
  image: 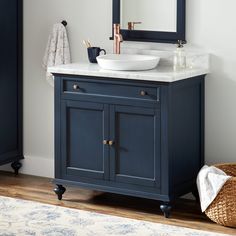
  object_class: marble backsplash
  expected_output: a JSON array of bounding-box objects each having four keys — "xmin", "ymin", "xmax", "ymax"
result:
[{"xmin": 120, "ymin": 41, "xmax": 210, "ymax": 71}]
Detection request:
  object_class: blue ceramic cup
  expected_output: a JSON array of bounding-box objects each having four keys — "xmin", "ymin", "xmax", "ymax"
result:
[{"xmin": 87, "ymin": 47, "xmax": 106, "ymax": 63}]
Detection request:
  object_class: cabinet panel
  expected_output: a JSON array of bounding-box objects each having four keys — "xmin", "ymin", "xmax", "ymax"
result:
[
  {"xmin": 61, "ymin": 101, "xmax": 109, "ymax": 180},
  {"xmin": 110, "ymin": 105, "xmax": 161, "ymax": 188},
  {"xmin": 0, "ymin": 0, "xmax": 18, "ymax": 155},
  {"xmin": 0, "ymin": 0, "xmax": 23, "ymax": 166}
]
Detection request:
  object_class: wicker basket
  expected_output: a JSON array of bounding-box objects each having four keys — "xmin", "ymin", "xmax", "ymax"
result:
[{"xmin": 205, "ymin": 163, "xmax": 236, "ymax": 228}]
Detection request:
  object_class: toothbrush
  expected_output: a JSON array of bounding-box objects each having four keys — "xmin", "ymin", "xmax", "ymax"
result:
[
  {"xmin": 87, "ymin": 39, "xmax": 92, "ymax": 48},
  {"xmin": 83, "ymin": 40, "xmax": 90, "ymax": 48}
]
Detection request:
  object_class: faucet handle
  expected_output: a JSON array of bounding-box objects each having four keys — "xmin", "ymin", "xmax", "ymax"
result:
[{"xmin": 128, "ymin": 22, "xmax": 142, "ymax": 30}]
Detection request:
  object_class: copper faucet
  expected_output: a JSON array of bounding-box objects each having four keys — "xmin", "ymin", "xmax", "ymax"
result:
[{"xmin": 113, "ymin": 24, "xmax": 123, "ymax": 54}]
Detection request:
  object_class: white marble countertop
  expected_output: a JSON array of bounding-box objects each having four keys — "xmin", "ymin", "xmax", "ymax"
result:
[{"xmin": 48, "ymin": 62, "xmax": 209, "ymax": 83}]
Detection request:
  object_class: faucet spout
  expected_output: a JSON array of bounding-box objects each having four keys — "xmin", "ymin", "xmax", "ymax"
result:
[{"xmin": 113, "ymin": 24, "xmax": 123, "ymax": 54}]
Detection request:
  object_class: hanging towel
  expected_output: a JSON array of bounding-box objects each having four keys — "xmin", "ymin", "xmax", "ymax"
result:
[
  {"xmin": 43, "ymin": 23, "xmax": 71, "ymax": 86},
  {"xmin": 197, "ymin": 165, "xmax": 232, "ymax": 212}
]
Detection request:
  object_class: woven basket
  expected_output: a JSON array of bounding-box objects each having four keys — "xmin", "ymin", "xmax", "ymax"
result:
[{"xmin": 205, "ymin": 163, "xmax": 236, "ymax": 228}]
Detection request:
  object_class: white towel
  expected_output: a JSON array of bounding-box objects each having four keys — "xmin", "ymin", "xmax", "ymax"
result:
[
  {"xmin": 197, "ymin": 165, "xmax": 231, "ymax": 212},
  {"xmin": 43, "ymin": 23, "xmax": 71, "ymax": 86}
]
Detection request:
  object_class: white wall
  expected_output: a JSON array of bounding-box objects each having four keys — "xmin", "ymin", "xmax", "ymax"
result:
[
  {"xmin": 20, "ymin": 0, "xmax": 113, "ymax": 177},
  {"xmin": 187, "ymin": 0, "xmax": 236, "ymax": 165},
  {"xmin": 4, "ymin": 0, "xmax": 235, "ymax": 177}
]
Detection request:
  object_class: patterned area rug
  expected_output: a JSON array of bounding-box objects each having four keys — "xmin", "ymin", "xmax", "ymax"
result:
[{"xmin": 0, "ymin": 196, "xmax": 230, "ymax": 236}]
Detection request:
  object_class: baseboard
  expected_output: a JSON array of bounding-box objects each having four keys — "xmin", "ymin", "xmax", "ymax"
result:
[{"xmin": 0, "ymin": 155, "xmax": 54, "ymax": 178}]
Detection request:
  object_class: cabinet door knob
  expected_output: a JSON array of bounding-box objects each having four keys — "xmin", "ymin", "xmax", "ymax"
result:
[
  {"xmin": 73, "ymin": 84, "xmax": 80, "ymax": 90},
  {"xmin": 140, "ymin": 90, "xmax": 147, "ymax": 96},
  {"xmin": 103, "ymin": 140, "xmax": 109, "ymax": 145},
  {"xmin": 109, "ymin": 140, "xmax": 115, "ymax": 146}
]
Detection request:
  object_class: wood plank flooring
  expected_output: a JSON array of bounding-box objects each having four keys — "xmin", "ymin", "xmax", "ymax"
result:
[{"xmin": 0, "ymin": 171, "xmax": 235, "ymax": 235}]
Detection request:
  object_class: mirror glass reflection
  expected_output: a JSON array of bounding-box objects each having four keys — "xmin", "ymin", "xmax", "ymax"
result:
[{"xmin": 121, "ymin": 0, "xmax": 177, "ymax": 32}]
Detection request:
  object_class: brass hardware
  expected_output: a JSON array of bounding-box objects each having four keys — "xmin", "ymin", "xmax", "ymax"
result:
[
  {"xmin": 128, "ymin": 22, "xmax": 142, "ymax": 30},
  {"xmin": 113, "ymin": 24, "xmax": 123, "ymax": 54},
  {"xmin": 108, "ymin": 140, "xmax": 115, "ymax": 146},
  {"xmin": 73, "ymin": 84, "xmax": 80, "ymax": 90},
  {"xmin": 103, "ymin": 140, "xmax": 109, "ymax": 145},
  {"xmin": 104, "ymin": 140, "xmax": 114, "ymax": 146},
  {"xmin": 140, "ymin": 90, "xmax": 147, "ymax": 96}
]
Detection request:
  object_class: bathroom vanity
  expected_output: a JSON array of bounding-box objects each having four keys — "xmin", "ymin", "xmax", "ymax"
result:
[{"xmin": 49, "ymin": 63, "xmax": 207, "ymax": 217}]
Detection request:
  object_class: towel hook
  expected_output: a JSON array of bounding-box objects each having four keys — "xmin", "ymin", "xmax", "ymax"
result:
[{"xmin": 61, "ymin": 20, "xmax": 67, "ymax": 27}]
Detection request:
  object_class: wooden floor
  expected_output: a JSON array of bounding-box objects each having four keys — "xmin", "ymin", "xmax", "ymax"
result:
[{"xmin": 0, "ymin": 171, "xmax": 235, "ymax": 235}]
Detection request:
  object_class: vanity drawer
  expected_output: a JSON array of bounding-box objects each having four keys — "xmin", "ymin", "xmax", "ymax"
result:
[{"xmin": 62, "ymin": 79, "xmax": 159, "ymax": 102}]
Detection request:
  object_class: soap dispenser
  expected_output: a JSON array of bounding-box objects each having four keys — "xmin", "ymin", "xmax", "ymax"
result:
[{"xmin": 173, "ymin": 40, "xmax": 186, "ymax": 71}]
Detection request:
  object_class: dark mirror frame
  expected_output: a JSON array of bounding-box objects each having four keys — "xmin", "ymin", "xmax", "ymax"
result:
[{"xmin": 111, "ymin": 0, "xmax": 186, "ymax": 43}]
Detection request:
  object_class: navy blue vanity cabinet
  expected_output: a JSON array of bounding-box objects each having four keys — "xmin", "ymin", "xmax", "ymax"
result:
[
  {"xmin": 0, "ymin": 0, "xmax": 23, "ymax": 174},
  {"xmin": 53, "ymin": 74, "xmax": 205, "ymax": 218}
]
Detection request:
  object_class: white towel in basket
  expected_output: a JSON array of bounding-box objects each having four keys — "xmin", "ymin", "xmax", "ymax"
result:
[{"xmin": 197, "ymin": 165, "xmax": 231, "ymax": 212}]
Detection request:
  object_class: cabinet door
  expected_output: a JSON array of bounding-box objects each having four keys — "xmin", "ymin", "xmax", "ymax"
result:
[
  {"xmin": 60, "ymin": 100, "xmax": 109, "ymax": 180},
  {"xmin": 0, "ymin": 0, "xmax": 19, "ymax": 158},
  {"xmin": 110, "ymin": 105, "xmax": 161, "ymax": 188}
]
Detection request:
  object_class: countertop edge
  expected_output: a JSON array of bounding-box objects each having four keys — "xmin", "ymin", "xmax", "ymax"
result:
[{"xmin": 48, "ymin": 64, "xmax": 209, "ymax": 83}]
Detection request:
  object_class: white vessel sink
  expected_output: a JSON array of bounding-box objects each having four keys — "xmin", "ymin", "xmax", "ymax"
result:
[{"xmin": 97, "ymin": 54, "xmax": 160, "ymax": 71}]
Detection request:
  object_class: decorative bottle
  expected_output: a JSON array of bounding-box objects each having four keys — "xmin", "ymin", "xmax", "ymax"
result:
[{"xmin": 173, "ymin": 40, "xmax": 186, "ymax": 71}]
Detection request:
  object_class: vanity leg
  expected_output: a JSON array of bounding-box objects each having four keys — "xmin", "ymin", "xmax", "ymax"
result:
[
  {"xmin": 11, "ymin": 161, "xmax": 22, "ymax": 176},
  {"xmin": 54, "ymin": 185, "xmax": 66, "ymax": 200},
  {"xmin": 160, "ymin": 202, "xmax": 172, "ymax": 218}
]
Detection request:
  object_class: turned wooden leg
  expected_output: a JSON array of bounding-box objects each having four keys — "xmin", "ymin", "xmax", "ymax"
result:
[
  {"xmin": 160, "ymin": 202, "xmax": 172, "ymax": 218},
  {"xmin": 11, "ymin": 161, "xmax": 22, "ymax": 176},
  {"xmin": 54, "ymin": 185, "xmax": 66, "ymax": 200}
]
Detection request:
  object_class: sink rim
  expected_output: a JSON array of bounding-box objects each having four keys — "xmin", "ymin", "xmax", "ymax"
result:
[
  {"xmin": 97, "ymin": 54, "xmax": 160, "ymax": 62},
  {"xmin": 97, "ymin": 53, "xmax": 161, "ymax": 71}
]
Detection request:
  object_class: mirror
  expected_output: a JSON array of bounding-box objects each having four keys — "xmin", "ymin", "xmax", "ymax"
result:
[
  {"xmin": 121, "ymin": 0, "xmax": 177, "ymax": 32},
  {"xmin": 112, "ymin": 0, "xmax": 186, "ymax": 43}
]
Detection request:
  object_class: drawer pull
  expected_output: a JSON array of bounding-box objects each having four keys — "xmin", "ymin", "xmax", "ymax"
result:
[
  {"xmin": 109, "ymin": 140, "xmax": 115, "ymax": 146},
  {"xmin": 140, "ymin": 90, "xmax": 147, "ymax": 96},
  {"xmin": 73, "ymin": 84, "xmax": 80, "ymax": 90},
  {"xmin": 103, "ymin": 140, "xmax": 109, "ymax": 145}
]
